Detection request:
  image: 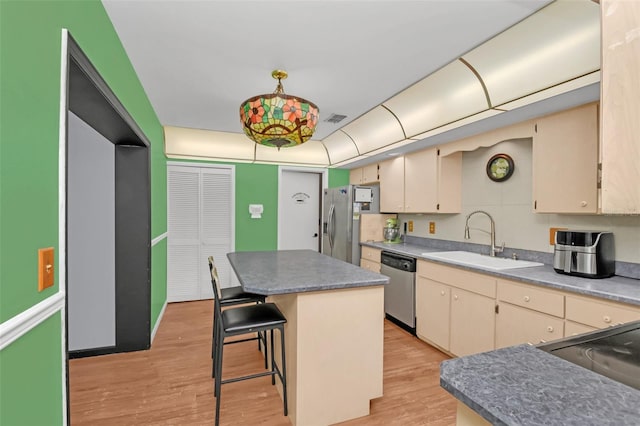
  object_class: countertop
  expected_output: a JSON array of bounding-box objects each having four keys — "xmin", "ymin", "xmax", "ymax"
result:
[
  {"xmin": 227, "ymin": 249, "xmax": 388, "ymax": 295},
  {"xmin": 440, "ymin": 343, "xmax": 640, "ymax": 425},
  {"xmin": 361, "ymin": 241, "xmax": 640, "ymax": 306}
]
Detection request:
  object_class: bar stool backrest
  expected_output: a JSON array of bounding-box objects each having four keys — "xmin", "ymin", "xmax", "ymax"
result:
[{"xmin": 207, "ymin": 256, "xmax": 223, "ymax": 301}]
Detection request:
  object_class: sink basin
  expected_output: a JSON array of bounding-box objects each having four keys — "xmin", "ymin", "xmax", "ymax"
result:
[{"xmin": 420, "ymin": 251, "xmax": 544, "ymax": 271}]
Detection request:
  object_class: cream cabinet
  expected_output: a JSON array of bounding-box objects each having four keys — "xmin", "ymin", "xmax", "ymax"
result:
[
  {"xmin": 359, "ymin": 246, "xmax": 382, "ymax": 273},
  {"xmin": 350, "ymin": 163, "xmax": 379, "ymax": 185},
  {"xmin": 565, "ymin": 294, "xmax": 640, "ymax": 332},
  {"xmin": 416, "ymin": 260, "xmax": 496, "ymax": 357},
  {"xmin": 378, "ymin": 157, "xmax": 405, "ymax": 212},
  {"xmin": 415, "ymin": 259, "xmax": 640, "ymax": 356},
  {"xmin": 495, "ymin": 279, "xmax": 566, "ymax": 348},
  {"xmin": 379, "ymin": 147, "xmax": 461, "ymax": 214},
  {"xmin": 416, "ymin": 277, "xmax": 450, "ymax": 351},
  {"xmin": 532, "ymin": 103, "xmax": 599, "ymax": 214},
  {"xmin": 600, "ymin": 0, "xmax": 640, "ymax": 214},
  {"xmin": 450, "ymin": 287, "xmax": 496, "ymax": 357}
]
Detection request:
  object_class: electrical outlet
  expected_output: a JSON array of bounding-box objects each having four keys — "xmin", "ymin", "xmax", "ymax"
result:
[
  {"xmin": 408, "ymin": 221, "xmax": 414, "ymax": 232},
  {"xmin": 429, "ymin": 222, "xmax": 436, "ymax": 234},
  {"xmin": 38, "ymin": 247, "xmax": 55, "ymax": 291},
  {"xmin": 549, "ymin": 227, "xmax": 567, "ymax": 245}
]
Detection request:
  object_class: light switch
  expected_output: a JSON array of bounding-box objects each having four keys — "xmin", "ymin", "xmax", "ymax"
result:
[{"xmin": 38, "ymin": 247, "xmax": 55, "ymax": 291}]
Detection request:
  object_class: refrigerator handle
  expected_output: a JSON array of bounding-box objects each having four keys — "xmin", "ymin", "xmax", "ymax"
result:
[{"xmin": 329, "ymin": 204, "xmax": 336, "ymax": 249}]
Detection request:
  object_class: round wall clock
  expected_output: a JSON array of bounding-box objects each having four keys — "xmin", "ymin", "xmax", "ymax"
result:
[{"xmin": 486, "ymin": 154, "xmax": 514, "ymax": 182}]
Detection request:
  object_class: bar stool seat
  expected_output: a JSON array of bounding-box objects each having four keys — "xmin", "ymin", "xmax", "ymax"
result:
[{"xmin": 208, "ymin": 256, "xmax": 288, "ymax": 426}]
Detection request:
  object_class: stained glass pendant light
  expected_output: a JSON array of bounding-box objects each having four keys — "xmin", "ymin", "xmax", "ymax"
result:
[{"xmin": 240, "ymin": 70, "xmax": 319, "ymax": 149}]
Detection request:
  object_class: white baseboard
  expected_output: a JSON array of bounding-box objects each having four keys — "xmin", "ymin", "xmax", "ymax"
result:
[
  {"xmin": 0, "ymin": 292, "xmax": 65, "ymax": 351},
  {"xmin": 151, "ymin": 301, "xmax": 167, "ymax": 344}
]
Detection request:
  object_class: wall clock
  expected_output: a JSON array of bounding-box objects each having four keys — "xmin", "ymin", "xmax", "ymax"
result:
[{"xmin": 486, "ymin": 154, "xmax": 514, "ymax": 182}]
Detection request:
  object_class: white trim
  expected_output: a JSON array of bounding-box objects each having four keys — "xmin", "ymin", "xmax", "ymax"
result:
[
  {"xmin": 59, "ymin": 29, "xmax": 69, "ymax": 426},
  {"xmin": 0, "ymin": 293, "xmax": 66, "ymax": 351},
  {"xmin": 151, "ymin": 232, "xmax": 167, "ymax": 246},
  {"xmin": 277, "ymin": 166, "xmax": 328, "ymax": 250},
  {"xmin": 150, "ymin": 301, "xmax": 167, "ymax": 344}
]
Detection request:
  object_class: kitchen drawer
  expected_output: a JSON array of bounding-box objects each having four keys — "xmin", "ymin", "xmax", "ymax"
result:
[
  {"xmin": 361, "ymin": 246, "xmax": 382, "ymax": 263},
  {"xmin": 496, "ymin": 302, "xmax": 564, "ymax": 348},
  {"xmin": 565, "ymin": 295, "xmax": 640, "ymax": 329},
  {"xmin": 497, "ymin": 279, "xmax": 564, "ymax": 318},
  {"xmin": 360, "ymin": 258, "xmax": 381, "ymax": 273},
  {"xmin": 417, "ymin": 260, "xmax": 496, "ymax": 298}
]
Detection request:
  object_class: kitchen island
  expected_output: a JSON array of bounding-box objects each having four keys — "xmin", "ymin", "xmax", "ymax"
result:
[{"xmin": 227, "ymin": 250, "xmax": 389, "ymax": 426}]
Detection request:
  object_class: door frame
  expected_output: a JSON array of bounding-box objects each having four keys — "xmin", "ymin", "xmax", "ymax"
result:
[
  {"xmin": 277, "ymin": 166, "xmax": 328, "ymax": 250},
  {"xmin": 61, "ymin": 28, "xmax": 152, "ymax": 420}
]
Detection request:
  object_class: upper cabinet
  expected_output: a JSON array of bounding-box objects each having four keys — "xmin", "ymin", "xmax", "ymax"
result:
[
  {"xmin": 532, "ymin": 103, "xmax": 599, "ymax": 214},
  {"xmin": 350, "ymin": 163, "xmax": 379, "ymax": 185},
  {"xmin": 599, "ymin": 0, "xmax": 640, "ymax": 214},
  {"xmin": 379, "ymin": 156, "xmax": 405, "ymax": 213},
  {"xmin": 379, "ymin": 147, "xmax": 461, "ymax": 214}
]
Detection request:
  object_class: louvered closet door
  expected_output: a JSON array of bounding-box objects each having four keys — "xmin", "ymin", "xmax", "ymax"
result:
[
  {"xmin": 167, "ymin": 165, "xmax": 234, "ymax": 302},
  {"xmin": 200, "ymin": 167, "xmax": 236, "ymax": 295}
]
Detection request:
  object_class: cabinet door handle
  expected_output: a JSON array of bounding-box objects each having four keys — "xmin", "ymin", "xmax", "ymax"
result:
[
  {"xmin": 440, "ymin": 290, "xmax": 446, "ymax": 296},
  {"xmin": 547, "ymin": 326, "xmax": 554, "ymax": 333},
  {"xmin": 603, "ymin": 316, "xmax": 611, "ymax": 324},
  {"xmin": 453, "ymin": 295, "xmax": 459, "ymax": 301},
  {"xmin": 524, "ymin": 296, "xmax": 531, "ymax": 302}
]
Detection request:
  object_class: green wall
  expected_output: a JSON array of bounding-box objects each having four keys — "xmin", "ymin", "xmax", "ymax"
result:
[
  {"xmin": 329, "ymin": 168, "xmax": 349, "ymax": 188},
  {"xmin": 0, "ymin": 1, "xmax": 166, "ymax": 424},
  {"xmin": 0, "ymin": 313, "xmax": 63, "ymax": 426}
]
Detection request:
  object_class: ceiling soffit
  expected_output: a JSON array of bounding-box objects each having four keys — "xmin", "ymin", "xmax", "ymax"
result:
[
  {"xmin": 165, "ymin": 0, "xmax": 601, "ymax": 168},
  {"xmin": 332, "ymin": 0, "xmax": 601, "ymax": 167}
]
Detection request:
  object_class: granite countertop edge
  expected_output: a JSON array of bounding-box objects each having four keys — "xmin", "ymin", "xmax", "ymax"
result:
[
  {"xmin": 362, "ymin": 242, "xmax": 640, "ymax": 306},
  {"xmin": 241, "ymin": 277, "xmax": 388, "ymax": 296}
]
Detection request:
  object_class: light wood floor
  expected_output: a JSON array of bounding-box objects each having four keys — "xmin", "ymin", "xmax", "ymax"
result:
[{"xmin": 69, "ymin": 300, "xmax": 456, "ymax": 425}]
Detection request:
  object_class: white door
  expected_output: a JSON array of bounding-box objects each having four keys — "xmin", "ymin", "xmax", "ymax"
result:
[
  {"xmin": 167, "ymin": 164, "xmax": 235, "ymax": 302},
  {"xmin": 279, "ymin": 169, "xmax": 322, "ymax": 251}
]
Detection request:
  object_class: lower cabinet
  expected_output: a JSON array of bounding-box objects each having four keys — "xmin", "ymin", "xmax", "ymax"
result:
[
  {"xmin": 450, "ymin": 288, "xmax": 495, "ymax": 357},
  {"xmin": 416, "ymin": 261, "xmax": 496, "ymax": 357},
  {"xmin": 495, "ymin": 279, "xmax": 565, "ymax": 348},
  {"xmin": 415, "ymin": 260, "xmax": 640, "ymax": 358},
  {"xmin": 360, "ymin": 246, "xmax": 382, "ymax": 273},
  {"xmin": 416, "ymin": 277, "xmax": 450, "ymax": 351},
  {"xmin": 565, "ymin": 294, "xmax": 640, "ymax": 330},
  {"xmin": 495, "ymin": 303, "xmax": 564, "ymax": 348}
]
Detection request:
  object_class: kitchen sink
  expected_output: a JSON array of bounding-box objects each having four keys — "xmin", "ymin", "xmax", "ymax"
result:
[{"xmin": 420, "ymin": 251, "xmax": 544, "ymax": 271}]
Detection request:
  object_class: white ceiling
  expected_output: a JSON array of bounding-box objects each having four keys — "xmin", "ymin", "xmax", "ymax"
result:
[{"xmin": 102, "ymin": 0, "xmax": 600, "ymax": 167}]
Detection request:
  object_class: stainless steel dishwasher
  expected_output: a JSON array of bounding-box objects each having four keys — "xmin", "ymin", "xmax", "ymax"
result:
[{"xmin": 380, "ymin": 251, "xmax": 416, "ymax": 334}]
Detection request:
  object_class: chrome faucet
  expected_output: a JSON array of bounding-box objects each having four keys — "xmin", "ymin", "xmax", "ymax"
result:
[{"xmin": 464, "ymin": 210, "xmax": 505, "ymax": 257}]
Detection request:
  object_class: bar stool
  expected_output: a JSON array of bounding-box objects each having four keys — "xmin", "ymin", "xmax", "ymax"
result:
[
  {"xmin": 208, "ymin": 257, "xmax": 288, "ymax": 426},
  {"xmin": 208, "ymin": 256, "xmax": 267, "ymax": 377}
]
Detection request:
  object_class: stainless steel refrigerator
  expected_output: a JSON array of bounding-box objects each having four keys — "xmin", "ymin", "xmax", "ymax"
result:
[{"xmin": 322, "ymin": 185, "xmax": 380, "ymax": 265}]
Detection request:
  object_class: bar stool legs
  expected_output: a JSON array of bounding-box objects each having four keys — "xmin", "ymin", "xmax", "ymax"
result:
[{"xmin": 214, "ymin": 325, "xmax": 288, "ymax": 426}]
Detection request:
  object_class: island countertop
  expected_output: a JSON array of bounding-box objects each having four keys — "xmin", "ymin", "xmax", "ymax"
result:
[{"xmin": 227, "ymin": 249, "xmax": 389, "ymax": 295}]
